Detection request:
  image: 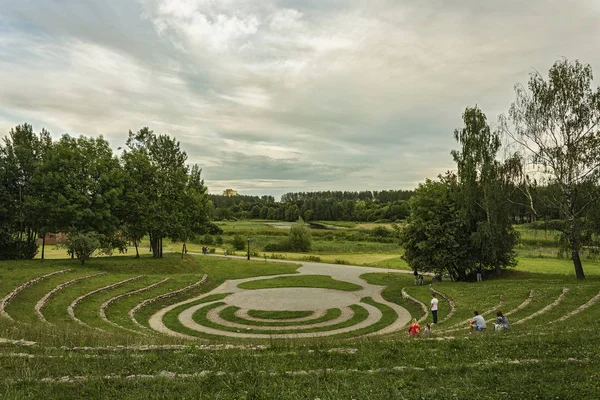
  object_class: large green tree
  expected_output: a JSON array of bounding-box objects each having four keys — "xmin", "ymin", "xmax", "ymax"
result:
[
  {"xmin": 502, "ymin": 59, "xmax": 600, "ymax": 279},
  {"xmin": 400, "ymin": 175, "xmax": 471, "ymax": 281},
  {"xmin": 36, "ymin": 134, "xmax": 124, "ymax": 262},
  {"xmin": 452, "ymin": 107, "xmax": 518, "ymax": 276},
  {"xmin": 0, "ymin": 124, "xmax": 52, "ymax": 259}
]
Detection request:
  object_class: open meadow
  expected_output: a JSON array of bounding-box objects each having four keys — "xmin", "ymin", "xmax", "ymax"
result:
[{"xmin": 4, "ymin": 223, "xmax": 600, "ymax": 399}]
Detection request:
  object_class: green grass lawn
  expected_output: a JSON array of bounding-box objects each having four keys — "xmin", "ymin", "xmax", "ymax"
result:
[
  {"xmin": 237, "ymin": 275, "xmax": 362, "ymax": 291},
  {"xmin": 4, "ymin": 232, "xmax": 600, "ymax": 399}
]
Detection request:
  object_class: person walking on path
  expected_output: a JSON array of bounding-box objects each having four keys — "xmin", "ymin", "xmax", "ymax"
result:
[{"xmin": 430, "ymin": 293, "xmax": 439, "ymax": 324}]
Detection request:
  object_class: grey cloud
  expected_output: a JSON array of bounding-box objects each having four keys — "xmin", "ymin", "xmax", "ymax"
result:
[{"xmin": 1, "ymin": 0, "xmax": 599, "ymax": 198}]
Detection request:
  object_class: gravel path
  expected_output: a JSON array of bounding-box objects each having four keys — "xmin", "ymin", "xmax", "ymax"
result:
[
  {"xmin": 177, "ymin": 300, "xmax": 382, "ymax": 339},
  {"xmin": 235, "ymin": 309, "xmax": 327, "ymax": 323},
  {"xmin": 206, "ymin": 305, "xmax": 355, "ymax": 331},
  {"xmin": 148, "ymin": 257, "xmax": 413, "ymax": 339}
]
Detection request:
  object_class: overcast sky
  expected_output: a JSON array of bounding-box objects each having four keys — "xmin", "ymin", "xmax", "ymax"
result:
[{"xmin": 1, "ymin": 1, "xmax": 599, "ymax": 198}]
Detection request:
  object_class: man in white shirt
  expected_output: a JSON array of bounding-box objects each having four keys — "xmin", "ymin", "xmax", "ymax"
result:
[
  {"xmin": 469, "ymin": 310, "xmax": 487, "ymax": 332},
  {"xmin": 430, "ymin": 293, "xmax": 439, "ymax": 324}
]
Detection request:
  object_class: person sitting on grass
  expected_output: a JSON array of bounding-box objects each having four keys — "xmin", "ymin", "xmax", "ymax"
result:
[
  {"xmin": 469, "ymin": 310, "xmax": 486, "ymax": 333},
  {"xmin": 494, "ymin": 311, "xmax": 510, "ymax": 331},
  {"xmin": 408, "ymin": 318, "xmax": 421, "ymax": 337}
]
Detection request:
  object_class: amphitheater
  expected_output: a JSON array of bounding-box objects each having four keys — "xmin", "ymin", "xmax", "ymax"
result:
[{"xmin": 1, "ymin": 255, "xmax": 598, "ymax": 344}]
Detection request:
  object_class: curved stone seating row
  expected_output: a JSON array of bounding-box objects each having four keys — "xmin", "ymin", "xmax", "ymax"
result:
[
  {"xmin": 99, "ymin": 278, "xmax": 170, "ymax": 334},
  {"xmin": 429, "ymin": 287, "xmax": 456, "ymax": 324},
  {"xmin": 513, "ymin": 288, "xmax": 568, "ymax": 325},
  {"xmin": 67, "ymin": 276, "xmax": 144, "ymax": 330},
  {"xmin": 401, "ymin": 288, "xmax": 428, "ymax": 324},
  {"xmin": 505, "ymin": 290, "xmax": 535, "ymax": 317},
  {"xmin": 36, "ymin": 273, "xmax": 106, "ymax": 324},
  {"xmin": 551, "ymin": 291, "xmax": 600, "ymax": 324},
  {"xmin": 445, "ymin": 295, "xmax": 504, "ymax": 329},
  {"xmin": 235, "ymin": 309, "xmax": 327, "ymax": 323},
  {"xmin": 209, "ymin": 306, "xmax": 355, "ymax": 331},
  {"xmin": 438, "ymin": 291, "xmax": 534, "ymax": 334},
  {"xmin": 0, "ymin": 270, "xmax": 71, "ymax": 321},
  {"xmin": 128, "ymin": 275, "xmax": 208, "ymax": 330}
]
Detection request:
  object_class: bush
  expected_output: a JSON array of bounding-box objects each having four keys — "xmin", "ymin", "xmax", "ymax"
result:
[
  {"xmin": 215, "ymin": 235, "xmax": 223, "ymax": 245},
  {"xmin": 0, "ymin": 233, "xmax": 38, "ymax": 260},
  {"xmin": 64, "ymin": 231, "xmax": 100, "ymax": 265},
  {"xmin": 203, "ymin": 234, "xmax": 214, "ymax": 245},
  {"xmin": 288, "ymin": 217, "xmax": 311, "ymax": 252},
  {"xmin": 232, "ymin": 234, "xmax": 246, "ymax": 251}
]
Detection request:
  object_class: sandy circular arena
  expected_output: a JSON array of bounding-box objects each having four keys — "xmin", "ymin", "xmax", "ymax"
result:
[{"xmin": 223, "ymin": 288, "xmax": 361, "ymax": 311}]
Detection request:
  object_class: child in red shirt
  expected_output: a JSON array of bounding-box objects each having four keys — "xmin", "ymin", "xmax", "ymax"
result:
[{"xmin": 408, "ymin": 318, "xmax": 421, "ymax": 337}]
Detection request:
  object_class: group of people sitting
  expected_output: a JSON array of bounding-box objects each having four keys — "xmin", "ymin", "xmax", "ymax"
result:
[
  {"xmin": 469, "ymin": 310, "xmax": 510, "ymax": 333},
  {"xmin": 407, "ymin": 310, "xmax": 510, "ymax": 337}
]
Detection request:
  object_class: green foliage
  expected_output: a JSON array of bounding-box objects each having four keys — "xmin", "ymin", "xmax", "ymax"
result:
[
  {"xmin": 203, "ymin": 234, "xmax": 214, "ymax": 245},
  {"xmin": 232, "ymin": 234, "xmax": 246, "ymax": 251},
  {"xmin": 288, "ymin": 217, "xmax": 311, "ymax": 252},
  {"xmin": 63, "ymin": 231, "xmax": 101, "ymax": 265},
  {"xmin": 402, "ymin": 107, "xmax": 518, "ymax": 281},
  {"xmin": 400, "ymin": 175, "xmax": 471, "ymax": 280},
  {"xmin": 503, "ymin": 59, "xmax": 600, "ymax": 279}
]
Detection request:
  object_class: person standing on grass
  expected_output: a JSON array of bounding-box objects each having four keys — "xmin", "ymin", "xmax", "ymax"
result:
[
  {"xmin": 469, "ymin": 310, "xmax": 487, "ymax": 333},
  {"xmin": 414, "ymin": 269, "xmax": 419, "ymax": 285},
  {"xmin": 430, "ymin": 293, "xmax": 439, "ymax": 324}
]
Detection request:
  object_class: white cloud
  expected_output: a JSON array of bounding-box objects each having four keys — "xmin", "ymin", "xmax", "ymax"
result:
[{"xmin": 1, "ymin": 0, "xmax": 600, "ymax": 197}]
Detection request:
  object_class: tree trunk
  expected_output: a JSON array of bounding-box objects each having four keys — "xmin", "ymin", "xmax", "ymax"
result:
[
  {"xmin": 572, "ymin": 249, "xmax": 585, "ymax": 280},
  {"xmin": 41, "ymin": 235, "xmax": 45, "ymax": 260},
  {"xmin": 181, "ymin": 242, "xmax": 186, "ymax": 258},
  {"xmin": 159, "ymin": 237, "xmax": 163, "ymax": 258},
  {"xmin": 134, "ymin": 240, "xmax": 139, "ymax": 259}
]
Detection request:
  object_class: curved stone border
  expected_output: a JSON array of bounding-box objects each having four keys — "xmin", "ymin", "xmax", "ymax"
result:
[
  {"xmin": 176, "ymin": 300, "xmax": 382, "ymax": 339},
  {"xmin": 481, "ymin": 295, "xmax": 504, "ymax": 318},
  {"xmin": 439, "ymin": 291, "xmax": 534, "ymax": 334},
  {"xmin": 429, "ymin": 287, "xmax": 456, "ymax": 324},
  {"xmin": 445, "ymin": 295, "xmax": 504, "ymax": 329},
  {"xmin": 0, "ymin": 270, "xmax": 71, "ymax": 321},
  {"xmin": 504, "ymin": 290, "xmax": 535, "ymax": 317},
  {"xmin": 0, "ymin": 337, "xmax": 37, "ymax": 346},
  {"xmin": 236, "ymin": 309, "xmax": 327, "ymax": 323},
  {"xmin": 514, "ymin": 288, "xmax": 569, "ymax": 325},
  {"xmin": 36, "ymin": 273, "xmax": 106, "ymax": 323},
  {"xmin": 99, "ymin": 278, "xmax": 170, "ymax": 334},
  {"xmin": 129, "ymin": 275, "xmax": 207, "ymax": 330},
  {"xmin": 551, "ymin": 291, "xmax": 600, "ymax": 323},
  {"xmin": 208, "ymin": 305, "xmax": 354, "ymax": 331},
  {"xmin": 67, "ymin": 276, "xmax": 144, "ymax": 330},
  {"xmin": 401, "ymin": 288, "xmax": 428, "ymax": 324}
]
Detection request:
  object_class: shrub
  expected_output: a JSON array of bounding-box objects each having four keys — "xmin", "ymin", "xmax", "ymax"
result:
[
  {"xmin": 232, "ymin": 234, "xmax": 246, "ymax": 251},
  {"xmin": 0, "ymin": 233, "xmax": 38, "ymax": 260},
  {"xmin": 288, "ymin": 217, "xmax": 311, "ymax": 252},
  {"xmin": 64, "ymin": 231, "xmax": 100, "ymax": 265},
  {"xmin": 203, "ymin": 234, "xmax": 214, "ymax": 245},
  {"xmin": 215, "ymin": 235, "xmax": 223, "ymax": 245}
]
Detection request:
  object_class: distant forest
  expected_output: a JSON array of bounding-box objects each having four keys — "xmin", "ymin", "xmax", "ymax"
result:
[{"xmin": 209, "ymin": 188, "xmax": 557, "ymax": 223}]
